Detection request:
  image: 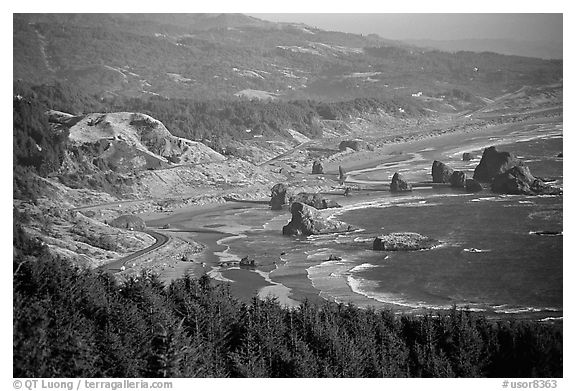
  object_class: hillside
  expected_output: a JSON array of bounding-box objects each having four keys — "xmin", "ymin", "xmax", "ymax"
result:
[
  {"xmin": 14, "ymin": 13, "xmax": 562, "ymax": 102},
  {"xmin": 13, "ymin": 97, "xmax": 286, "ymax": 269},
  {"xmin": 61, "ymin": 111, "xmax": 225, "ymax": 171}
]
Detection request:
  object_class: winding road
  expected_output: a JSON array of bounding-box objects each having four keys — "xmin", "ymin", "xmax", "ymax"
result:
[{"xmin": 100, "ymin": 229, "xmax": 170, "ymax": 273}]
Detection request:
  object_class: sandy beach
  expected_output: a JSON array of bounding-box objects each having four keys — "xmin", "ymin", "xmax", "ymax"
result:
[{"xmin": 325, "ymin": 115, "xmax": 561, "ymax": 175}]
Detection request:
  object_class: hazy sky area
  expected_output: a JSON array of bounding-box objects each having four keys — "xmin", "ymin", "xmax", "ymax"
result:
[{"xmin": 250, "ymin": 13, "xmax": 563, "ymax": 43}]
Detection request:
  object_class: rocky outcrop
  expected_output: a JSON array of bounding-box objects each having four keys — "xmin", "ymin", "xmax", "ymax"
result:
[
  {"xmin": 465, "ymin": 178, "xmax": 483, "ymax": 192},
  {"xmin": 339, "ymin": 140, "xmax": 367, "ymax": 152},
  {"xmin": 491, "ymin": 165, "xmax": 534, "ymax": 195},
  {"xmin": 270, "ymin": 183, "xmax": 293, "ymax": 210},
  {"xmin": 432, "ymin": 161, "xmax": 454, "ymax": 183},
  {"xmin": 473, "ymin": 146, "xmax": 522, "ymax": 182},
  {"xmin": 65, "ymin": 112, "xmax": 225, "ymax": 172},
  {"xmin": 290, "ymin": 192, "xmax": 341, "ymax": 209},
  {"xmin": 530, "ymin": 178, "xmax": 562, "ymax": 195},
  {"xmin": 449, "ymin": 171, "xmax": 467, "ymax": 188},
  {"xmin": 462, "ymin": 152, "xmax": 474, "ymax": 161},
  {"xmin": 373, "ymin": 232, "xmax": 439, "ymax": 251},
  {"xmin": 312, "ymin": 160, "xmax": 324, "ymax": 174},
  {"xmin": 390, "ymin": 172, "xmax": 412, "ymax": 192},
  {"xmin": 491, "ymin": 166, "xmax": 561, "ymax": 195},
  {"xmin": 46, "ymin": 109, "xmax": 83, "ymax": 128},
  {"xmin": 282, "ymin": 202, "xmax": 354, "ymax": 236},
  {"xmin": 339, "ymin": 165, "xmax": 346, "ymax": 184},
  {"xmin": 109, "ymin": 215, "xmax": 146, "ymax": 231},
  {"xmin": 240, "ymin": 256, "xmax": 256, "ymax": 267}
]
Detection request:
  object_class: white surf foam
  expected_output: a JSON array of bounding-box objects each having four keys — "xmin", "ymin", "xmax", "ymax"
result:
[
  {"xmin": 346, "ymin": 275, "xmax": 449, "ymax": 310},
  {"xmin": 538, "ymin": 317, "xmax": 563, "ymax": 322},
  {"xmin": 491, "ymin": 304, "xmax": 562, "ymax": 314},
  {"xmin": 349, "ymin": 263, "xmax": 378, "ymax": 273},
  {"xmin": 255, "ymin": 269, "xmax": 301, "ymax": 308},
  {"xmin": 463, "ymin": 248, "xmax": 492, "ymax": 253}
]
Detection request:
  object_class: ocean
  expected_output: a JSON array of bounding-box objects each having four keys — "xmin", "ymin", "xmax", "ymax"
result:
[{"xmin": 178, "ymin": 119, "xmax": 563, "ymax": 320}]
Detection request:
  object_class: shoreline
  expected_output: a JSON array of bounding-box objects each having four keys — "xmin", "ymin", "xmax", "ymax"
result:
[
  {"xmin": 133, "ymin": 115, "xmax": 562, "ymax": 319},
  {"xmin": 314, "ymin": 188, "xmax": 563, "ymax": 320},
  {"xmin": 143, "ymin": 201, "xmax": 297, "ymax": 304},
  {"xmin": 324, "ymin": 114, "xmax": 562, "ymax": 176}
]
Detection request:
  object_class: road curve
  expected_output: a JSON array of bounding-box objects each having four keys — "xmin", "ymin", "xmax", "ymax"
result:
[{"xmin": 100, "ymin": 229, "xmax": 170, "ymax": 273}]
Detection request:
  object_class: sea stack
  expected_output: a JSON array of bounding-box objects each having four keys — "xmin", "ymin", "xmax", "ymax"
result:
[
  {"xmin": 465, "ymin": 178, "xmax": 483, "ymax": 192},
  {"xmin": 282, "ymin": 202, "xmax": 353, "ymax": 236},
  {"xmin": 269, "ymin": 183, "xmax": 293, "ymax": 210},
  {"xmin": 390, "ymin": 172, "xmax": 412, "ymax": 192},
  {"xmin": 289, "ymin": 192, "xmax": 341, "ymax": 209},
  {"xmin": 339, "ymin": 165, "xmax": 346, "ymax": 184},
  {"xmin": 473, "ymin": 146, "xmax": 522, "ymax": 182},
  {"xmin": 432, "ymin": 161, "xmax": 454, "ymax": 183},
  {"xmin": 449, "ymin": 171, "xmax": 467, "ymax": 188},
  {"xmin": 373, "ymin": 232, "xmax": 439, "ymax": 251},
  {"xmin": 491, "ymin": 166, "xmax": 561, "ymax": 195}
]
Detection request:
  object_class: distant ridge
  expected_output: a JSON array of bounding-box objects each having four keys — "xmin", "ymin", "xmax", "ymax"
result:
[
  {"xmin": 18, "ymin": 13, "xmax": 273, "ymax": 34},
  {"xmin": 403, "ymin": 38, "xmax": 562, "ymax": 60},
  {"xmin": 13, "ymin": 14, "xmax": 562, "ymax": 101}
]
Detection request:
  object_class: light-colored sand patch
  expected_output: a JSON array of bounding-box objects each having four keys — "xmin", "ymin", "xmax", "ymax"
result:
[
  {"xmin": 255, "ymin": 270, "xmax": 301, "ymax": 308},
  {"xmin": 234, "ymin": 89, "xmax": 278, "ymax": 100}
]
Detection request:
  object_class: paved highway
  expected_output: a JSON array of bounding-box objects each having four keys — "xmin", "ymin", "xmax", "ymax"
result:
[{"xmin": 100, "ymin": 229, "xmax": 170, "ymax": 273}]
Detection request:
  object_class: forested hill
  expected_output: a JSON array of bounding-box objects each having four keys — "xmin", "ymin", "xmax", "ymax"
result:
[
  {"xmin": 14, "ymin": 13, "xmax": 562, "ymax": 102},
  {"xmin": 13, "ymin": 226, "xmax": 562, "ymax": 378}
]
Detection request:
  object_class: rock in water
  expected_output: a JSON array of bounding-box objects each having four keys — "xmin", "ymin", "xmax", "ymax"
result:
[
  {"xmin": 462, "ymin": 152, "xmax": 474, "ymax": 161},
  {"xmin": 373, "ymin": 232, "xmax": 439, "ymax": 251},
  {"xmin": 270, "ymin": 183, "xmax": 293, "ymax": 210},
  {"xmin": 449, "ymin": 171, "xmax": 467, "ymax": 188},
  {"xmin": 473, "ymin": 146, "xmax": 522, "ymax": 182},
  {"xmin": 290, "ymin": 192, "xmax": 341, "ymax": 209},
  {"xmin": 491, "ymin": 166, "xmax": 562, "ymax": 195},
  {"xmin": 390, "ymin": 172, "xmax": 412, "ymax": 192},
  {"xmin": 530, "ymin": 178, "xmax": 563, "ymax": 195},
  {"xmin": 465, "ymin": 178, "xmax": 483, "ymax": 192},
  {"xmin": 491, "ymin": 165, "xmax": 534, "ymax": 195},
  {"xmin": 240, "ymin": 256, "xmax": 256, "ymax": 267},
  {"xmin": 282, "ymin": 202, "xmax": 353, "ymax": 236},
  {"xmin": 432, "ymin": 161, "xmax": 454, "ymax": 183},
  {"xmin": 339, "ymin": 165, "xmax": 346, "ymax": 184},
  {"xmin": 312, "ymin": 160, "xmax": 324, "ymax": 174}
]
